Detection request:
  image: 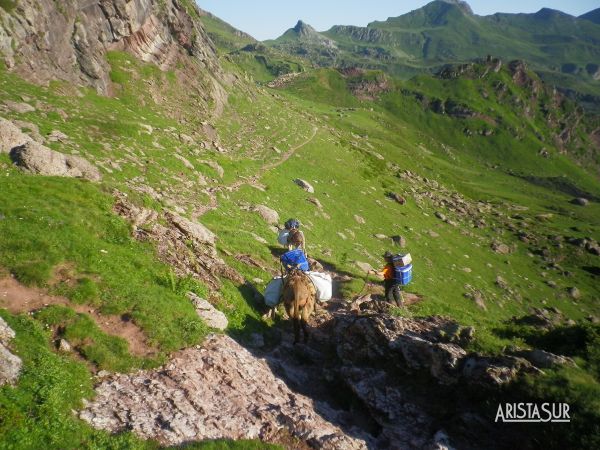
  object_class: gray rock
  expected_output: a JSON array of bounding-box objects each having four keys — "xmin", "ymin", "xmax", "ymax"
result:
[
  {"xmin": 515, "ymin": 349, "xmax": 575, "ymax": 369},
  {"xmin": 307, "ymin": 197, "xmax": 322, "ymax": 208},
  {"xmin": 495, "ymin": 275, "xmax": 508, "ymax": 290},
  {"xmin": 571, "ymin": 197, "xmax": 589, "ymax": 206},
  {"xmin": 392, "ymin": 235, "xmax": 407, "ymax": 247},
  {"xmin": 47, "ymin": 130, "xmax": 69, "ymax": 142},
  {"xmin": 373, "ymin": 233, "xmax": 387, "ymax": 239},
  {"xmin": 0, "ymin": 316, "xmax": 16, "ymax": 345},
  {"xmin": 0, "ymin": 117, "xmax": 32, "ymax": 153},
  {"xmin": 179, "ymin": 133, "xmax": 195, "ymax": 145},
  {"xmin": 199, "ymin": 160, "xmax": 224, "ymax": 178},
  {"xmin": 354, "ymin": 215, "xmax": 366, "ymax": 224},
  {"xmin": 187, "ymin": 292, "xmax": 228, "ymax": 330},
  {"xmin": 435, "ymin": 211, "xmax": 447, "ymax": 221},
  {"xmin": 252, "ymin": 205, "xmax": 279, "ymax": 225},
  {"xmin": 0, "ymin": 317, "xmax": 22, "ymax": 386},
  {"xmin": 294, "ymin": 178, "xmax": 315, "ymax": 193},
  {"xmin": 0, "ymin": 345, "xmax": 22, "ymax": 386},
  {"xmin": 58, "ymin": 339, "xmax": 72, "ymax": 353},
  {"xmin": 169, "ymin": 214, "xmax": 216, "ymax": 245},
  {"xmin": 10, "ymin": 141, "xmax": 101, "ymax": 181},
  {"xmin": 462, "ymin": 355, "xmax": 534, "ymax": 386},
  {"xmin": 80, "ymin": 334, "xmax": 367, "ymax": 448},
  {"xmin": 4, "ymin": 101, "xmax": 35, "ymax": 114},
  {"xmin": 388, "ymin": 192, "xmax": 406, "ymax": 205},
  {"xmin": 174, "ymin": 153, "xmax": 195, "ymax": 170},
  {"xmin": 567, "ymin": 287, "xmax": 580, "ymax": 299},
  {"xmin": 354, "ymin": 261, "xmax": 374, "ymax": 273},
  {"xmin": 491, "ymin": 242, "xmax": 511, "ymax": 254}
]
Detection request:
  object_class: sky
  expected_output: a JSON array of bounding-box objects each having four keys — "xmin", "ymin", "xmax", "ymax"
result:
[{"xmin": 195, "ymin": 0, "xmax": 599, "ymax": 41}]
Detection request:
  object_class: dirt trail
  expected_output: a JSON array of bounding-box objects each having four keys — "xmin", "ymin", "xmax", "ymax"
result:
[
  {"xmin": 0, "ymin": 277, "xmax": 157, "ymax": 357},
  {"xmin": 195, "ymin": 126, "xmax": 318, "ymax": 218}
]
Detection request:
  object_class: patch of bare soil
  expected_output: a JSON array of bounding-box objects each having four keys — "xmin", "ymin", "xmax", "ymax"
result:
[{"xmin": 0, "ymin": 276, "xmax": 157, "ymax": 357}]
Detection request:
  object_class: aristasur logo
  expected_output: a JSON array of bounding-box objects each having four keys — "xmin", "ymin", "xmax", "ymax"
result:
[{"xmin": 495, "ymin": 403, "xmax": 571, "ymax": 423}]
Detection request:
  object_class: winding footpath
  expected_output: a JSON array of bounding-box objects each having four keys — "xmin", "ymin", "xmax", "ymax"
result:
[{"xmin": 194, "ymin": 126, "xmax": 318, "ymax": 218}]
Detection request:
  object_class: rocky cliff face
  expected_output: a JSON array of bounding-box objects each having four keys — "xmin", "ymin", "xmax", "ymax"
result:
[{"xmin": 0, "ymin": 0, "xmax": 220, "ymax": 94}]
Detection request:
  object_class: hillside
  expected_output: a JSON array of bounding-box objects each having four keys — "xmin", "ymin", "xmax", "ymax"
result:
[
  {"xmin": 267, "ymin": 0, "xmax": 600, "ymax": 103},
  {"xmin": 0, "ymin": 1, "xmax": 599, "ymax": 449}
]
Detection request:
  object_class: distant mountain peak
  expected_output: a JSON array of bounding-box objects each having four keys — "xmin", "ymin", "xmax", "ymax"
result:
[
  {"xmin": 534, "ymin": 8, "xmax": 573, "ymax": 19},
  {"xmin": 437, "ymin": 0, "xmax": 473, "ymax": 15},
  {"xmin": 579, "ymin": 7, "xmax": 600, "ymax": 24},
  {"xmin": 293, "ymin": 20, "xmax": 317, "ymax": 37}
]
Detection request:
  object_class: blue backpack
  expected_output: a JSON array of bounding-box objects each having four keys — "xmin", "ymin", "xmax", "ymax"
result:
[
  {"xmin": 393, "ymin": 263, "xmax": 413, "ymax": 285},
  {"xmin": 280, "ymin": 249, "xmax": 309, "ymax": 271}
]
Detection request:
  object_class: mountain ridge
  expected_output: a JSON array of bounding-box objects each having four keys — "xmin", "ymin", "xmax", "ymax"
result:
[{"xmin": 267, "ymin": 0, "xmax": 600, "ymax": 101}]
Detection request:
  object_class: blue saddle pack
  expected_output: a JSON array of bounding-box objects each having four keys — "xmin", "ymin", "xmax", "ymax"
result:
[{"xmin": 280, "ymin": 249, "xmax": 309, "ymax": 271}]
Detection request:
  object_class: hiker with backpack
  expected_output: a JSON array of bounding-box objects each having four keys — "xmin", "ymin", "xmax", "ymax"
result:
[
  {"xmin": 370, "ymin": 251, "xmax": 412, "ymax": 307},
  {"xmin": 278, "ymin": 218, "xmax": 306, "ymax": 254}
]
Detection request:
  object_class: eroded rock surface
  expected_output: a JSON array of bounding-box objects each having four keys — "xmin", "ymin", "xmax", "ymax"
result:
[
  {"xmin": 0, "ymin": 0, "xmax": 221, "ymax": 95},
  {"xmin": 0, "ymin": 117, "xmax": 32, "ymax": 153},
  {"xmin": 80, "ymin": 334, "xmax": 368, "ymax": 449}
]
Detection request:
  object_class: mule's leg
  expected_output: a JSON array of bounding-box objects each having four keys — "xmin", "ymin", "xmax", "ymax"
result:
[
  {"xmin": 293, "ymin": 318, "xmax": 300, "ymax": 344},
  {"xmin": 301, "ymin": 302, "xmax": 313, "ymax": 343}
]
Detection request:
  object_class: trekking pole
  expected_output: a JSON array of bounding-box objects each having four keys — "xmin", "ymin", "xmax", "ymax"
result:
[{"xmin": 355, "ymin": 270, "xmax": 371, "ymax": 298}]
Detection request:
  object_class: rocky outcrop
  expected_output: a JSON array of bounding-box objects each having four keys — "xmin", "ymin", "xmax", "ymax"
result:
[
  {"xmin": 0, "ymin": 0, "xmax": 220, "ymax": 94},
  {"xmin": 80, "ymin": 334, "xmax": 368, "ymax": 449},
  {"xmin": 252, "ymin": 205, "xmax": 279, "ymax": 225},
  {"xmin": 294, "ymin": 178, "xmax": 315, "ymax": 193},
  {"xmin": 0, "ymin": 117, "xmax": 32, "ymax": 153},
  {"xmin": 114, "ymin": 192, "xmax": 242, "ymax": 289},
  {"xmin": 0, "ymin": 316, "xmax": 22, "ymax": 386},
  {"xmin": 187, "ymin": 292, "xmax": 228, "ymax": 330},
  {"xmin": 10, "ymin": 141, "xmax": 101, "ymax": 181}
]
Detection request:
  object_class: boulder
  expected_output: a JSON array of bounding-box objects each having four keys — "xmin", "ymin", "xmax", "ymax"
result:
[
  {"xmin": 294, "ymin": 178, "xmax": 314, "ymax": 193},
  {"xmin": 253, "ymin": 205, "xmax": 279, "ymax": 225},
  {"xmin": 169, "ymin": 214, "xmax": 216, "ymax": 245},
  {"xmin": 0, "ymin": 317, "xmax": 22, "ymax": 386},
  {"xmin": 4, "ymin": 101, "xmax": 35, "ymax": 113},
  {"xmin": 10, "ymin": 141, "xmax": 101, "ymax": 181},
  {"xmin": 187, "ymin": 293, "xmax": 228, "ymax": 331},
  {"xmin": 462, "ymin": 355, "xmax": 535, "ymax": 386},
  {"xmin": 47, "ymin": 130, "xmax": 69, "ymax": 142},
  {"xmin": 387, "ymin": 192, "xmax": 406, "ymax": 205},
  {"xmin": 199, "ymin": 160, "xmax": 224, "ymax": 178},
  {"xmin": 0, "ymin": 316, "xmax": 16, "ymax": 343},
  {"xmin": 392, "ymin": 235, "xmax": 407, "ymax": 247},
  {"xmin": 174, "ymin": 154, "xmax": 195, "ymax": 170},
  {"xmin": 567, "ymin": 287, "xmax": 580, "ymax": 299},
  {"xmin": 354, "ymin": 215, "xmax": 366, "ymax": 224},
  {"xmin": 307, "ymin": 197, "xmax": 322, "ymax": 208},
  {"xmin": 58, "ymin": 339, "xmax": 72, "ymax": 353},
  {"xmin": 571, "ymin": 197, "xmax": 589, "ymax": 206},
  {"xmin": 335, "ymin": 313, "xmax": 494, "ymax": 385},
  {"xmin": 513, "ymin": 349, "xmax": 575, "ymax": 369},
  {"xmin": 0, "ymin": 117, "xmax": 32, "ymax": 153},
  {"xmin": 491, "ymin": 242, "xmax": 511, "ymax": 254}
]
